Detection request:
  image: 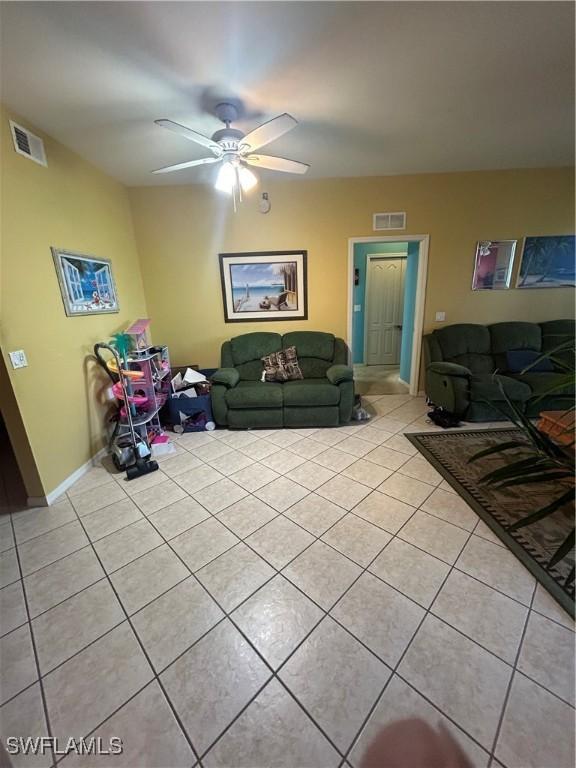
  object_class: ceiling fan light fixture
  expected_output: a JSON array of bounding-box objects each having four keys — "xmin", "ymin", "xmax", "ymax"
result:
[
  {"xmin": 239, "ymin": 165, "xmax": 258, "ymax": 192},
  {"xmin": 215, "ymin": 161, "xmax": 236, "ymax": 194},
  {"xmin": 215, "ymin": 161, "xmax": 258, "ymax": 196}
]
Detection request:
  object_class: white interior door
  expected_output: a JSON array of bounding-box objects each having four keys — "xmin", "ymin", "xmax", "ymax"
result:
[{"xmin": 365, "ymin": 257, "xmax": 406, "ymax": 365}]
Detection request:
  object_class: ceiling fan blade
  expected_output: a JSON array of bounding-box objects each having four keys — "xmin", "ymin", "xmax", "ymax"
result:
[
  {"xmin": 240, "ymin": 113, "xmax": 297, "ymax": 152},
  {"xmin": 245, "ymin": 154, "xmax": 310, "ymax": 175},
  {"xmin": 151, "ymin": 156, "xmax": 220, "ymax": 174},
  {"xmin": 155, "ymin": 119, "xmax": 222, "ymax": 154}
]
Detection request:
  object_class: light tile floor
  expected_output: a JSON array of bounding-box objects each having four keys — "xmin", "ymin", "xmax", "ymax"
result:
[{"xmin": 1, "ymin": 395, "xmax": 574, "ymax": 768}]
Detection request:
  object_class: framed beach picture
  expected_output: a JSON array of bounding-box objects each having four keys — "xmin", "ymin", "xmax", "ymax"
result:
[
  {"xmin": 516, "ymin": 236, "xmax": 576, "ymax": 288},
  {"xmin": 471, "ymin": 240, "xmax": 517, "ymax": 290},
  {"xmin": 51, "ymin": 248, "xmax": 119, "ymax": 316},
  {"xmin": 219, "ymin": 250, "xmax": 308, "ymax": 322}
]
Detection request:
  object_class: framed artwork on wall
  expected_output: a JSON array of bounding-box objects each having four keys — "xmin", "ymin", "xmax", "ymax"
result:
[
  {"xmin": 516, "ymin": 236, "xmax": 576, "ymax": 288},
  {"xmin": 51, "ymin": 248, "xmax": 119, "ymax": 316},
  {"xmin": 471, "ymin": 240, "xmax": 517, "ymax": 290},
  {"xmin": 219, "ymin": 250, "xmax": 308, "ymax": 322}
]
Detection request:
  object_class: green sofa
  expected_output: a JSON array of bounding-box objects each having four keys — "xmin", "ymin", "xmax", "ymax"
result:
[
  {"xmin": 423, "ymin": 320, "xmax": 575, "ymax": 421},
  {"xmin": 210, "ymin": 331, "xmax": 354, "ymax": 428}
]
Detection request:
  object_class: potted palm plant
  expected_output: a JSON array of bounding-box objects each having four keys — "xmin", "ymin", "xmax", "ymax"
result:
[{"xmin": 469, "ymin": 339, "xmax": 575, "ymax": 586}]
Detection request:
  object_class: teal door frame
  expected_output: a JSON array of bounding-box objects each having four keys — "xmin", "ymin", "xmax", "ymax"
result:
[{"xmin": 347, "ymin": 235, "xmax": 430, "ymax": 395}]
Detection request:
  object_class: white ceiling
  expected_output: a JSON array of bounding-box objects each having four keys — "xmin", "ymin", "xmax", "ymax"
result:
[{"xmin": 1, "ymin": 1, "xmax": 574, "ymax": 186}]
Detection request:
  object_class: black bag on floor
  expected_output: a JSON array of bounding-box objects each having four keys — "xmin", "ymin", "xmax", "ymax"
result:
[{"xmin": 427, "ymin": 407, "xmax": 462, "ymax": 429}]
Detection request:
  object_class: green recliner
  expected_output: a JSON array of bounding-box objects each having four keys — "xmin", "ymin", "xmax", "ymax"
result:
[
  {"xmin": 423, "ymin": 320, "xmax": 575, "ymax": 421},
  {"xmin": 211, "ymin": 331, "xmax": 354, "ymax": 428}
]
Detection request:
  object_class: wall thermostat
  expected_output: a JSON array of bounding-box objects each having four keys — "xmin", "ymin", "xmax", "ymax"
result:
[{"xmin": 259, "ymin": 192, "xmax": 271, "ymax": 214}]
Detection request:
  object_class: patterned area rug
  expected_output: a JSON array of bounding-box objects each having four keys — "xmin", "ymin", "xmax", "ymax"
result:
[{"xmin": 407, "ymin": 429, "xmax": 575, "ymax": 617}]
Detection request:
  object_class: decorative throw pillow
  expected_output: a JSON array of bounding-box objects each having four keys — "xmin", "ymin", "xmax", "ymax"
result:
[
  {"xmin": 261, "ymin": 346, "xmax": 303, "ymax": 382},
  {"xmin": 506, "ymin": 350, "xmax": 553, "ymax": 373}
]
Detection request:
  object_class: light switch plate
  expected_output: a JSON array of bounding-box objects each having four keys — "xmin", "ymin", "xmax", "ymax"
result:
[
  {"xmin": 354, "ymin": 304, "xmax": 362, "ymax": 312},
  {"xmin": 9, "ymin": 350, "xmax": 28, "ymax": 368},
  {"xmin": 435, "ymin": 312, "xmax": 446, "ymax": 322}
]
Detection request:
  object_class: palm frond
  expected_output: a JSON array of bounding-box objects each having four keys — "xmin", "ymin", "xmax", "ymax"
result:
[
  {"xmin": 548, "ymin": 530, "xmax": 575, "ymax": 571},
  {"xmin": 479, "ymin": 456, "xmax": 557, "ymax": 484},
  {"xmin": 494, "ymin": 471, "xmax": 574, "ymax": 489},
  {"xmin": 532, "ymin": 378, "xmax": 574, "ymax": 398},
  {"xmin": 487, "ymin": 388, "xmax": 565, "ymax": 457},
  {"xmin": 520, "ymin": 339, "xmax": 574, "ymax": 374},
  {"xmin": 508, "ymin": 489, "xmax": 575, "ymax": 531},
  {"xmin": 468, "ymin": 440, "xmax": 529, "ymax": 463},
  {"xmin": 470, "ymin": 367, "xmax": 574, "ymax": 573}
]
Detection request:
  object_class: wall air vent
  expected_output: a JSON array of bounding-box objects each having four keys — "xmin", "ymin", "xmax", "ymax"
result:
[
  {"xmin": 373, "ymin": 211, "xmax": 406, "ymax": 231},
  {"xmin": 9, "ymin": 120, "xmax": 47, "ymax": 166}
]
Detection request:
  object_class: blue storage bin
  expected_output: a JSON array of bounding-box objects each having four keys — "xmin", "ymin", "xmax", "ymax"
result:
[
  {"xmin": 165, "ymin": 369, "xmax": 217, "ymax": 432},
  {"xmin": 166, "ymin": 393, "xmax": 214, "ymax": 432}
]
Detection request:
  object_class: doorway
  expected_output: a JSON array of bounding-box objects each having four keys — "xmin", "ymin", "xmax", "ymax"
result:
[
  {"xmin": 0, "ymin": 411, "xmax": 27, "ymax": 513},
  {"xmin": 0, "ymin": 350, "xmax": 44, "ymax": 509},
  {"xmin": 347, "ymin": 235, "xmax": 429, "ymax": 396}
]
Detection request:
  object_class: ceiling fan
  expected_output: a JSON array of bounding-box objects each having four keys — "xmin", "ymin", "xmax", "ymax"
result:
[{"xmin": 152, "ymin": 102, "xmax": 309, "ymax": 203}]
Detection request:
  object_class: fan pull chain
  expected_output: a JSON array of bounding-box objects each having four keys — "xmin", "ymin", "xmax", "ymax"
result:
[{"xmin": 233, "ymin": 170, "xmax": 238, "ymax": 213}]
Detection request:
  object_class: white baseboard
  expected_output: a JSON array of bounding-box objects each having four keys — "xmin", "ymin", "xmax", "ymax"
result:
[{"xmin": 27, "ymin": 447, "xmax": 107, "ymax": 507}]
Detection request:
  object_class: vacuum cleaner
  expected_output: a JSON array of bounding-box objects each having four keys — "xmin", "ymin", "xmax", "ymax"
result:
[{"xmin": 94, "ymin": 342, "xmax": 159, "ymax": 481}]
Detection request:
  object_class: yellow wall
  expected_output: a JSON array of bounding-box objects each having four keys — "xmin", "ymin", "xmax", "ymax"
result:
[
  {"xmin": 128, "ymin": 168, "xmax": 574, "ymax": 369},
  {"xmin": 0, "ymin": 106, "xmax": 148, "ymax": 497}
]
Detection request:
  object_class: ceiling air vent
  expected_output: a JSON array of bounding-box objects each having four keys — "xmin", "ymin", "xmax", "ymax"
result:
[
  {"xmin": 373, "ymin": 211, "xmax": 406, "ymax": 231},
  {"xmin": 9, "ymin": 120, "xmax": 47, "ymax": 166}
]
